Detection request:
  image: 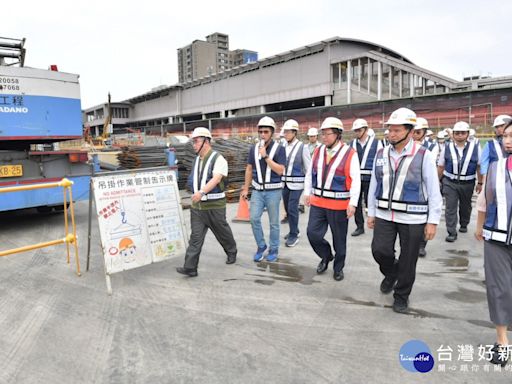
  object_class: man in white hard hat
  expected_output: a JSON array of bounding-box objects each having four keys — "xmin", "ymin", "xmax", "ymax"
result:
[
  {"xmin": 381, "ymin": 129, "xmax": 390, "ymax": 147},
  {"xmin": 445, "ymin": 127, "xmax": 453, "ymax": 143},
  {"xmin": 306, "ymin": 127, "xmax": 321, "ymax": 156},
  {"xmin": 176, "ymin": 127, "xmax": 237, "ymax": 277},
  {"xmin": 412, "ymin": 117, "xmax": 439, "ymax": 161},
  {"xmin": 349, "ymin": 118, "xmax": 382, "ymax": 237},
  {"xmin": 438, "ymin": 121, "xmax": 483, "ymax": 242},
  {"xmin": 435, "ymin": 130, "xmax": 446, "ymax": 164},
  {"xmin": 367, "ymin": 107, "xmax": 442, "ymax": 313},
  {"xmin": 304, "ymin": 117, "xmax": 361, "ymax": 281},
  {"xmin": 468, "ymin": 128, "xmax": 478, "ymax": 144},
  {"xmin": 480, "ymin": 114, "xmax": 512, "ymax": 175},
  {"xmin": 280, "ymin": 119, "xmax": 311, "ymax": 247},
  {"xmin": 426, "ymin": 129, "xmax": 434, "ymax": 143},
  {"xmin": 241, "ymin": 116, "xmax": 286, "ymax": 262}
]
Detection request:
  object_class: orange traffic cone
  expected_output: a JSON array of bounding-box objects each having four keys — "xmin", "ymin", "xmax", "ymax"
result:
[{"xmin": 232, "ymin": 195, "xmax": 250, "ymax": 223}]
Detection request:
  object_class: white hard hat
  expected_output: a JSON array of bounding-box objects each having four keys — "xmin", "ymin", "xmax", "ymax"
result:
[
  {"xmin": 493, "ymin": 115, "xmax": 512, "ymax": 127},
  {"xmin": 384, "ymin": 129, "xmax": 389, "ymax": 135},
  {"xmin": 279, "ymin": 129, "xmax": 284, "ymax": 137},
  {"xmin": 414, "ymin": 117, "xmax": 429, "ymax": 130},
  {"xmin": 436, "ymin": 131, "xmax": 446, "ymax": 139},
  {"xmin": 385, "ymin": 108, "xmax": 417, "ymax": 126},
  {"xmin": 469, "ymin": 128, "xmax": 476, "ymax": 137},
  {"xmin": 367, "ymin": 128, "xmax": 375, "ymax": 137},
  {"xmin": 453, "ymin": 121, "xmax": 470, "ymax": 132},
  {"xmin": 426, "ymin": 129, "xmax": 433, "ymax": 136},
  {"xmin": 190, "ymin": 127, "xmax": 212, "ymax": 139},
  {"xmin": 307, "ymin": 127, "xmax": 318, "ymax": 136},
  {"xmin": 282, "ymin": 119, "xmax": 299, "ymax": 131},
  {"xmin": 257, "ymin": 116, "xmax": 276, "ymax": 129},
  {"xmin": 320, "ymin": 117, "xmax": 344, "ymax": 131},
  {"xmin": 351, "ymin": 118, "xmax": 368, "ymax": 131}
]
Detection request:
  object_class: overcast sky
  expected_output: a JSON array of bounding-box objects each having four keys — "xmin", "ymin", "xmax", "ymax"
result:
[{"xmin": 4, "ymin": 0, "xmax": 511, "ymax": 108}]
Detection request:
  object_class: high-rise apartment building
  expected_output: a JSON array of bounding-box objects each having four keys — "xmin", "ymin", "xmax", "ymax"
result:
[{"xmin": 177, "ymin": 33, "xmax": 257, "ymax": 83}]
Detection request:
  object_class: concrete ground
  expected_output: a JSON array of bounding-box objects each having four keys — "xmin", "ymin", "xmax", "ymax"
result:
[{"xmin": 0, "ymin": 199, "xmax": 510, "ymax": 383}]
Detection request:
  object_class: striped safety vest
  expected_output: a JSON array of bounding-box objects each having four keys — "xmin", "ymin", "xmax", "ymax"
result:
[
  {"xmin": 251, "ymin": 141, "xmax": 283, "ymax": 191},
  {"xmin": 282, "ymin": 140, "xmax": 306, "ymax": 190},
  {"xmin": 483, "ymin": 158, "xmax": 512, "ymax": 245},
  {"xmin": 310, "ymin": 143, "xmax": 354, "ymax": 210},
  {"xmin": 443, "ymin": 141, "xmax": 478, "ymax": 181},
  {"xmin": 351, "ymin": 135, "xmax": 379, "ymax": 182},
  {"xmin": 188, "ymin": 150, "xmax": 225, "ymax": 201},
  {"xmin": 488, "ymin": 138, "xmax": 505, "ymax": 164},
  {"xmin": 374, "ymin": 143, "xmax": 428, "ymax": 215},
  {"xmin": 422, "ymin": 140, "xmax": 436, "ymax": 152}
]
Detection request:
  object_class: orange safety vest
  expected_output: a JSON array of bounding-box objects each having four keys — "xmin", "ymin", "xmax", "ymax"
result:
[{"xmin": 310, "ymin": 144, "xmax": 354, "ymax": 211}]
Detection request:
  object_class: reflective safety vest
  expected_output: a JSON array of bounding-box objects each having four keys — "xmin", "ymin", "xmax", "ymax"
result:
[
  {"xmin": 310, "ymin": 143, "xmax": 354, "ymax": 210},
  {"xmin": 187, "ymin": 150, "xmax": 225, "ymax": 201},
  {"xmin": 443, "ymin": 141, "xmax": 478, "ymax": 181},
  {"xmin": 282, "ymin": 140, "xmax": 306, "ymax": 190},
  {"xmin": 351, "ymin": 135, "xmax": 379, "ymax": 182},
  {"xmin": 251, "ymin": 141, "xmax": 283, "ymax": 190},
  {"xmin": 374, "ymin": 143, "xmax": 429, "ymax": 215},
  {"xmin": 308, "ymin": 142, "xmax": 321, "ymax": 156},
  {"xmin": 422, "ymin": 140, "xmax": 436, "ymax": 152},
  {"xmin": 488, "ymin": 138, "xmax": 505, "ymax": 164},
  {"xmin": 483, "ymin": 158, "xmax": 512, "ymax": 245}
]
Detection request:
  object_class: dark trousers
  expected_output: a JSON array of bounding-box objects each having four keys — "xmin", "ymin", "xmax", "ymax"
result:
[
  {"xmin": 372, "ymin": 217, "xmax": 425, "ymax": 300},
  {"xmin": 282, "ymin": 186, "xmax": 302, "ymax": 237},
  {"xmin": 354, "ymin": 180, "xmax": 370, "ymax": 230},
  {"xmin": 307, "ymin": 205, "xmax": 348, "ymax": 273},
  {"xmin": 443, "ymin": 178, "xmax": 474, "ymax": 235},
  {"xmin": 184, "ymin": 207, "xmax": 237, "ymax": 269}
]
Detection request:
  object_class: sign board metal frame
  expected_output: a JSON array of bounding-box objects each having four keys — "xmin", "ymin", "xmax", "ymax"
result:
[{"xmin": 90, "ymin": 166, "xmax": 188, "ymax": 294}]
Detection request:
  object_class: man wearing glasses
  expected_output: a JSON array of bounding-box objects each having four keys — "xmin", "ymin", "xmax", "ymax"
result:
[
  {"xmin": 241, "ymin": 116, "xmax": 286, "ymax": 262},
  {"xmin": 304, "ymin": 117, "xmax": 361, "ymax": 281},
  {"xmin": 437, "ymin": 121, "xmax": 483, "ymax": 242}
]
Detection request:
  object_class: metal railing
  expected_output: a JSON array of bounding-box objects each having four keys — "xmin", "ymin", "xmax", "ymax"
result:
[{"xmin": 0, "ymin": 178, "xmax": 81, "ymax": 276}]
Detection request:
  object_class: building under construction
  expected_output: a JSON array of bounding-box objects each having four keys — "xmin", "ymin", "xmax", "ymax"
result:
[{"xmin": 83, "ymin": 36, "xmax": 512, "ymax": 138}]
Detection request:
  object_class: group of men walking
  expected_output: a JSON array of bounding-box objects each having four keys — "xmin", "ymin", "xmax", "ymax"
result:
[
  {"xmin": 174, "ymin": 110, "xmax": 512, "ymax": 365},
  {"xmin": 175, "ymin": 109, "xmax": 511, "ymax": 318}
]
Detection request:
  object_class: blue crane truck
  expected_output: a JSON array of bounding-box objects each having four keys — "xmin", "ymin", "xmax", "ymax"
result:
[{"xmin": 0, "ymin": 37, "xmax": 90, "ymax": 212}]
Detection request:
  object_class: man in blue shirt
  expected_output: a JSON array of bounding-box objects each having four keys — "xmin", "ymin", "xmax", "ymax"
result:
[
  {"xmin": 480, "ymin": 115, "xmax": 511, "ymax": 175},
  {"xmin": 241, "ymin": 116, "xmax": 286, "ymax": 262}
]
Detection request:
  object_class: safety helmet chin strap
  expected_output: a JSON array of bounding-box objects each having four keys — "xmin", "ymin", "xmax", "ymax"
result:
[
  {"xmin": 287, "ymin": 131, "xmax": 297, "ymax": 144},
  {"xmin": 327, "ymin": 130, "xmax": 342, "ymax": 149},
  {"xmin": 391, "ymin": 131, "xmax": 410, "ymax": 148},
  {"xmin": 195, "ymin": 137, "xmax": 208, "ymax": 155}
]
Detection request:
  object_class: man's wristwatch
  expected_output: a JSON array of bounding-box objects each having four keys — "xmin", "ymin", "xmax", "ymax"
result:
[
  {"xmin": 263, "ymin": 155, "xmax": 269, "ymax": 160},
  {"xmin": 199, "ymin": 190, "xmax": 206, "ymax": 196}
]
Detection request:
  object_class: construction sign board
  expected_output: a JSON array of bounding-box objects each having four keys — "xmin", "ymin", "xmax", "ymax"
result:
[{"xmin": 92, "ymin": 168, "xmax": 187, "ymax": 289}]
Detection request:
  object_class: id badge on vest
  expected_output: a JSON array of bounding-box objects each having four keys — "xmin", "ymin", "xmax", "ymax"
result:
[{"xmin": 375, "ymin": 157, "xmax": 388, "ymax": 167}]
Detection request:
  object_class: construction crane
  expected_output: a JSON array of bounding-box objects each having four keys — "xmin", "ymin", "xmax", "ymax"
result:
[{"xmin": 102, "ymin": 92, "xmax": 112, "ymax": 145}]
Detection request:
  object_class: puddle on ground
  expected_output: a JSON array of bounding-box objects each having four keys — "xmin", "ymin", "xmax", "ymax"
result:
[
  {"xmin": 247, "ymin": 258, "xmax": 319, "ymax": 285},
  {"xmin": 444, "ymin": 287, "xmax": 487, "ymax": 303},
  {"xmin": 437, "ymin": 256, "xmax": 469, "ymax": 272},
  {"xmin": 446, "ymin": 249, "xmax": 469, "ymax": 256}
]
